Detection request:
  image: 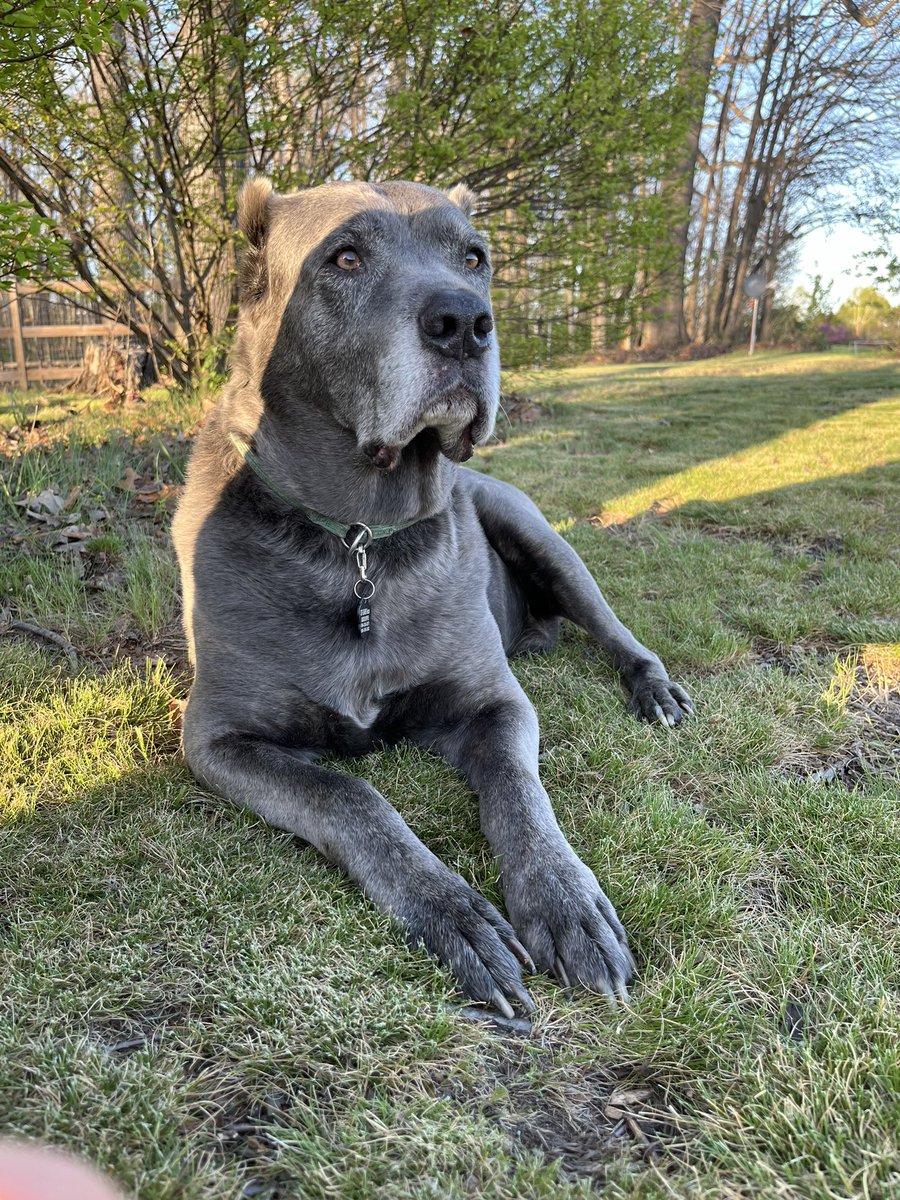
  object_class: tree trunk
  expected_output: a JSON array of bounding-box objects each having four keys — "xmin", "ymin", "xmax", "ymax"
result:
[
  {"xmin": 642, "ymin": 0, "xmax": 722, "ymax": 350},
  {"xmin": 71, "ymin": 340, "xmax": 143, "ymax": 402}
]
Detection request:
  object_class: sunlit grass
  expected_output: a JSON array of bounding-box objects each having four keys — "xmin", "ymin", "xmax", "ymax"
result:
[{"xmin": 597, "ymin": 396, "xmax": 899, "ymax": 525}]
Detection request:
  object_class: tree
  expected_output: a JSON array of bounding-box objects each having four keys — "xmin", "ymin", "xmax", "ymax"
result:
[
  {"xmin": 851, "ymin": 168, "xmax": 900, "ymax": 293},
  {"xmin": 0, "ymin": 0, "xmax": 686, "ymax": 381},
  {"xmin": 686, "ymin": 0, "xmax": 900, "ymax": 346},
  {"xmin": 641, "ymin": 0, "xmax": 723, "ymax": 350},
  {"xmin": 835, "ymin": 286, "xmax": 896, "ymax": 340},
  {"xmin": 794, "ymin": 274, "xmax": 833, "ymax": 326},
  {"xmin": 0, "ymin": 0, "xmax": 131, "ymax": 285}
]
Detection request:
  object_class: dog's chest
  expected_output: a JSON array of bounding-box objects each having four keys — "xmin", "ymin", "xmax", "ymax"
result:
[
  {"xmin": 301, "ymin": 623, "xmax": 410, "ymax": 728},
  {"xmin": 284, "ymin": 561, "xmax": 481, "ymax": 730}
]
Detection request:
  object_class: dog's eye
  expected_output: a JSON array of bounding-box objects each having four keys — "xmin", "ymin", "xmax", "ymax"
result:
[
  {"xmin": 464, "ymin": 249, "xmax": 482, "ymax": 270},
  {"xmin": 335, "ymin": 248, "xmax": 362, "ymax": 270}
]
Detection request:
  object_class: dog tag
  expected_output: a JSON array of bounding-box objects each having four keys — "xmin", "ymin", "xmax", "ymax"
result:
[
  {"xmin": 349, "ymin": 536, "xmax": 375, "ymax": 639},
  {"xmin": 357, "ymin": 595, "xmax": 372, "ymax": 638},
  {"xmin": 354, "ymin": 576, "xmax": 375, "ymax": 639}
]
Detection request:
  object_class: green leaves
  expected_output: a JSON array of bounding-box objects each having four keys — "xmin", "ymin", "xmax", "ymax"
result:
[
  {"xmin": 0, "ymin": 0, "xmax": 687, "ymax": 379},
  {"xmin": 0, "ymin": 202, "xmax": 72, "ymax": 286}
]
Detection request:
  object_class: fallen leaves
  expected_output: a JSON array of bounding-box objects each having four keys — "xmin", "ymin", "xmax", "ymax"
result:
[
  {"xmin": 9, "ymin": 466, "xmax": 181, "ymax": 562},
  {"xmin": 603, "ymin": 1087, "xmax": 652, "ymax": 1122},
  {"xmin": 1, "ymin": 421, "xmax": 53, "ymax": 454},
  {"xmin": 9, "ymin": 484, "xmax": 113, "ymax": 567},
  {"xmin": 116, "ymin": 466, "xmax": 140, "ymax": 491},
  {"xmin": 116, "ymin": 467, "xmax": 182, "ymax": 509},
  {"xmin": 136, "ymin": 482, "xmax": 181, "ymax": 507},
  {"xmin": 14, "ymin": 487, "xmax": 66, "ymax": 521}
]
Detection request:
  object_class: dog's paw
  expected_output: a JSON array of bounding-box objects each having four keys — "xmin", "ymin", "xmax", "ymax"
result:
[
  {"xmin": 625, "ymin": 661, "xmax": 694, "ymax": 727},
  {"xmin": 504, "ymin": 847, "xmax": 634, "ymax": 1000},
  {"xmin": 397, "ymin": 869, "xmax": 535, "ymax": 1017}
]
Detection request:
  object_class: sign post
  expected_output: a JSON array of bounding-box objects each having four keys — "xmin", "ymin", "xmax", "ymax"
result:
[{"xmin": 744, "ymin": 271, "xmax": 767, "ymax": 355}]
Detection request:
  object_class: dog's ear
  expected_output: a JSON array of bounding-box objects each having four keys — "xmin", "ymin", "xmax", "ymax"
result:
[
  {"xmin": 238, "ymin": 177, "xmax": 274, "ymax": 248},
  {"xmin": 237, "ymin": 177, "xmax": 273, "ymax": 303},
  {"xmin": 445, "ymin": 183, "xmax": 477, "ymax": 219}
]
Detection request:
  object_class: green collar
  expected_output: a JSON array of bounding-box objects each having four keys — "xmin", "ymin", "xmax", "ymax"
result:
[{"xmin": 228, "ymin": 432, "xmax": 423, "ymax": 541}]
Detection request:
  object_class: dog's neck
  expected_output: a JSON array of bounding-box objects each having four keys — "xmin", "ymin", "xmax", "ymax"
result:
[{"xmin": 226, "ymin": 388, "xmax": 455, "ymax": 527}]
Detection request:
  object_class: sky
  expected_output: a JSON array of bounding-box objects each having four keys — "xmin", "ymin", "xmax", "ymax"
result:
[{"xmin": 792, "ymin": 220, "xmax": 900, "ymax": 306}]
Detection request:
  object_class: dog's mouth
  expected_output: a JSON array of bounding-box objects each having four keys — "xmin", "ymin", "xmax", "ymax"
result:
[
  {"xmin": 362, "ymin": 424, "xmax": 476, "ymax": 470},
  {"xmin": 361, "ymin": 389, "xmax": 493, "ymax": 470}
]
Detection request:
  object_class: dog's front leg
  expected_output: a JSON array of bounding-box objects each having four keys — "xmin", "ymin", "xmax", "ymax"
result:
[
  {"xmin": 470, "ymin": 474, "xmax": 694, "ymax": 726},
  {"xmin": 430, "ymin": 695, "xmax": 635, "ymax": 1000},
  {"xmin": 182, "ymin": 721, "xmax": 534, "ymax": 1014}
]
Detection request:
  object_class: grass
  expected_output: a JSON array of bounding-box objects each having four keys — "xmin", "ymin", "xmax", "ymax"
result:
[{"xmin": 1, "ymin": 350, "xmax": 899, "ymax": 1199}]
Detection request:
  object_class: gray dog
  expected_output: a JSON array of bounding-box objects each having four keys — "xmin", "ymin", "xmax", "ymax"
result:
[{"xmin": 172, "ymin": 178, "xmax": 693, "ymax": 1017}]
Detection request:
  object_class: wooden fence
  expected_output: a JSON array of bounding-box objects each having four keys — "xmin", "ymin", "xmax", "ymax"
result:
[{"xmin": 0, "ymin": 282, "xmax": 135, "ymax": 389}]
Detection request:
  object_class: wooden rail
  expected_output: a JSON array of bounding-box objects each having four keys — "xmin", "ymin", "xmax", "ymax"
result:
[{"xmin": 0, "ymin": 281, "xmax": 139, "ymax": 389}]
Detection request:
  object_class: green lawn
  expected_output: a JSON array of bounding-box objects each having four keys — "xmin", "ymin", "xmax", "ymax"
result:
[{"xmin": 1, "ymin": 350, "xmax": 899, "ymax": 1199}]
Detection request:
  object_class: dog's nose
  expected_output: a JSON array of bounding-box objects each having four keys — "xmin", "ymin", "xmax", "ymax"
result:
[{"xmin": 419, "ymin": 290, "xmax": 493, "ymax": 360}]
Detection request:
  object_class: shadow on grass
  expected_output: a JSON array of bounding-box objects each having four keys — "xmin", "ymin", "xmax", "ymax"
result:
[
  {"xmin": 531, "ymin": 358, "xmax": 899, "ymax": 463},
  {"xmin": 599, "ymin": 462, "xmax": 899, "ymax": 544}
]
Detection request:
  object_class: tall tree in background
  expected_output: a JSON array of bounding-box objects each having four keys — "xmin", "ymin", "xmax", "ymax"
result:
[
  {"xmin": 852, "ymin": 167, "xmax": 900, "ymax": 292},
  {"xmin": 642, "ymin": 0, "xmax": 722, "ymax": 350},
  {"xmin": 4, "ymin": 0, "xmax": 897, "ymax": 376},
  {"xmin": 686, "ymin": 0, "xmax": 900, "ymax": 346}
]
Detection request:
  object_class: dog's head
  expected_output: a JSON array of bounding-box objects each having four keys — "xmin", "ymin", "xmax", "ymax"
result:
[{"xmin": 235, "ymin": 178, "xmax": 500, "ymax": 467}]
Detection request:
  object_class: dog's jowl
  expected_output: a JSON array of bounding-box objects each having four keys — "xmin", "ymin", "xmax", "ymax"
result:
[{"xmin": 172, "ymin": 179, "xmax": 694, "ymax": 1016}]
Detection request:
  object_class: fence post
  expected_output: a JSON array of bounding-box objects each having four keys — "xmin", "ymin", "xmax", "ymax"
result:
[{"xmin": 9, "ymin": 282, "xmax": 28, "ymax": 389}]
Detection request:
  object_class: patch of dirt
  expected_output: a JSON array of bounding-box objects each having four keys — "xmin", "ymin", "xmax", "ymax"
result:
[
  {"xmin": 180, "ymin": 1054, "xmax": 315, "ymax": 1200},
  {"xmin": 499, "ymin": 390, "xmax": 550, "ymax": 423},
  {"xmin": 92, "ymin": 1003, "xmax": 192, "ymax": 1054},
  {"xmin": 212, "ymin": 1093, "xmax": 298, "ymax": 1199},
  {"xmin": 793, "ymin": 690, "xmax": 900, "ymax": 788},
  {"xmin": 488, "ymin": 391, "xmax": 551, "ymax": 444},
  {"xmin": 507, "ymin": 1074, "xmax": 674, "ymax": 1184},
  {"xmin": 752, "ymin": 639, "xmax": 846, "ymax": 674},
  {"xmin": 597, "ymin": 513, "xmax": 847, "ymax": 566},
  {"xmin": 428, "ymin": 1036, "xmax": 684, "ymax": 1188},
  {"xmin": 737, "ymin": 875, "xmax": 784, "ymax": 916},
  {"xmin": 691, "ymin": 524, "xmax": 845, "ymax": 561},
  {"xmin": 95, "ymin": 613, "xmax": 190, "ymax": 677},
  {"xmin": 761, "ymin": 643, "xmax": 900, "ymax": 787}
]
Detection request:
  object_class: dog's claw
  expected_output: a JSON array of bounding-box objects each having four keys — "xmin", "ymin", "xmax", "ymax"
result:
[
  {"xmin": 553, "ymin": 957, "xmax": 572, "ymax": 988},
  {"xmin": 628, "ymin": 665, "xmax": 694, "ymax": 727},
  {"xmin": 400, "ymin": 869, "xmax": 533, "ymax": 1015},
  {"xmin": 491, "ymin": 990, "xmax": 516, "ymax": 1020},
  {"xmin": 670, "ymin": 682, "xmax": 695, "ymax": 716},
  {"xmin": 505, "ymin": 849, "xmax": 634, "ymax": 1001},
  {"xmin": 508, "ymin": 936, "xmax": 536, "ymax": 973},
  {"xmin": 510, "ymin": 982, "xmax": 537, "ymax": 1014}
]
